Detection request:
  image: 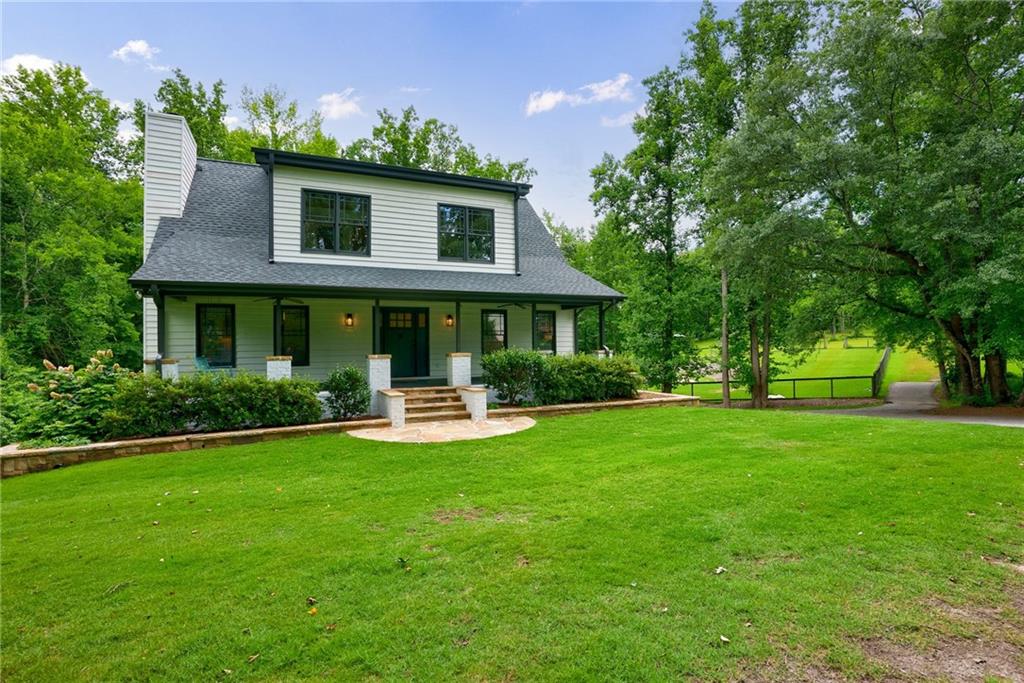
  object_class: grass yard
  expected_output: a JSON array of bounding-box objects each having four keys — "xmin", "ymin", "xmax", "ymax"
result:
[{"xmin": 2, "ymin": 408, "xmax": 1022, "ymax": 681}]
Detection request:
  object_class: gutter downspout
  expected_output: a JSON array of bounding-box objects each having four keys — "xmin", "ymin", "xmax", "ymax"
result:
[{"xmin": 267, "ymin": 151, "xmax": 275, "ymax": 264}]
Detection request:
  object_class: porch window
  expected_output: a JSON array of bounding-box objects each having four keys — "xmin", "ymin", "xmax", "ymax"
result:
[
  {"xmin": 279, "ymin": 306, "xmax": 310, "ymax": 366},
  {"xmin": 481, "ymin": 310, "xmax": 507, "ymax": 355},
  {"xmin": 438, "ymin": 204, "xmax": 494, "ymax": 263},
  {"xmin": 301, "ymin": 189, "xmax": 370, "ymax": 255},
  {"xmin": 533, "ymin": 311, "xmax": 556, "ymax": 353},
  {"xmin": 196, "ymin": 304, "xmax": 235, "ymax": 368}
]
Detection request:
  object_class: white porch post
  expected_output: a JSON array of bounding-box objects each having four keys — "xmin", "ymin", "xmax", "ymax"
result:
[
  {"xmin": 266, "ymin": 355, "xmax": 292, "ymax": 380},
  {"xmin": 367, "ymin": 354, "xmax": 391, "ymax": 416},
  {"xmin": 446, "ymin": 352, "xmax": 472, "ymax": 387}
]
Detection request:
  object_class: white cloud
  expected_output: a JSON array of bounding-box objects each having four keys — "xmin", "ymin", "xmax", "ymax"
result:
[
  {"xmin": 111, "ymin": 98, "xmax": 133, "ymax": 113},
  {"xmin": 600, "ymin": 105, "xmax": 645, "ymax": 128},
  {"xmin": 1, "ymin": 53, "xmax": 57, "ymax": 75},
  {"xmin": 317, "ymin": 88, "xmax": 364, "ymax": 120},
  {"xmin": 399, "ymin": 85, "xmax": 431, "ymax": 94},
  {"xmin": 581, "ymin": 73, "xmax": 633, "ymax": 103},
  {"xmin": 525, "ymin": 73, "xmax": 634, "ymax": 117},
  {"xmin": 223, "ymin": 115, "xmax": 242, "ymax": 129},
  {"xmin": 110, "ymin": 39, "xmax": 160, "ymax": 62}
]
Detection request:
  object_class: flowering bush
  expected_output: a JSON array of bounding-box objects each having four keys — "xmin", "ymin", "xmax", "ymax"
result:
[{"xmin": 18, "ymin": 350, "xmax": 130, "ymax": 446}]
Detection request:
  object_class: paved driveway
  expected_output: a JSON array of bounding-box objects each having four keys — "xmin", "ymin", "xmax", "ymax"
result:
[{"xmin": 826, "ymin": 382, "xmax": 1024, "ymax": 429}]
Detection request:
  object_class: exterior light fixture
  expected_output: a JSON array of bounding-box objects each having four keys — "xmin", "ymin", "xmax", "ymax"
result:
[
  {"xmin": 344, "ymin": 313, "xmax": 354, "ymax": 327},
  {"xmin": 445, "ymin": 314, "xmax": 455, "ymax": 327}
]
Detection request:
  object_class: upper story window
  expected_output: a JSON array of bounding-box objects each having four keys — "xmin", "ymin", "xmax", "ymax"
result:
[
  {"xmin": 302, "ymin": 189, "xmax": 370, "ymax": 256},
  {"xmin": 438, "ymin": 204, "xmax": 494, "ymax": 263}
]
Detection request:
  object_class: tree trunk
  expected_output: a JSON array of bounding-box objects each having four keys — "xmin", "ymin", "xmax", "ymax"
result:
[
  {"xmin": 934, "ymin": 340, "xmax": 950, "ymax": 398},
  {"xmin": 840, "ymin": 310, "xmax": 848, "ymax": 349},
  {"xmin": 760, "ymin": 309, "xmax": 771, "ymax": 407},
  {"xmin": 749, "ymin": 318, "xmax": 764, "ymax": 409},
  {"xmin": 985, "ymin": 352, "xmax": 1010, "ymax": 403},
  {"xmin": 720, "ymin": 268, "xmax": 730, "ymax": 408}
]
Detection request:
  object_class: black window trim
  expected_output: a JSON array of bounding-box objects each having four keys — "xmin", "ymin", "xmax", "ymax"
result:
[
  {"xmin": 195, "ymin": 303, "xmax": 236, "ymax": 368},
  {"xmin": 533, "ymin": 309, "xmax": 557, "ymax": 353},
  {"xmin": 437, "ymin": 203, "xmax": 496, "ymax": 264},
  {"xmin": 278, "ymin": 304, "xmax": 311, "ymax": 367},
  {"xmin": 480, "ymin": 309, "xmax": 508, "ymax": 355},
  {"xmin": 300, "ymin": 188, "xmax": 372, "ymax": 257}
]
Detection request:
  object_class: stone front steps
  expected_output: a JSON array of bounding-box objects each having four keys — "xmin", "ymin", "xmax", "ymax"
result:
[{"xmin": 399, "ymin": 386, "xmax": 472, "ymax": 423}]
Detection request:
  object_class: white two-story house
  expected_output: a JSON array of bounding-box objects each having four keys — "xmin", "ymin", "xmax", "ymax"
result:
[{"xmin": 130, "ymin": 112, "xmax": 623, "ymax": 387}]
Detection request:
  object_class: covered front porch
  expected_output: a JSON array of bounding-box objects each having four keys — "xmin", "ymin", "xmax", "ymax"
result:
[{"xmin": 146, "ymin": 290, "xmax": 617, "ymax": 384}]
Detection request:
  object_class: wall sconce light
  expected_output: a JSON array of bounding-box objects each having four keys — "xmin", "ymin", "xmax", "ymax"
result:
[
  {"xmin": 445, "ymin": 314, "xmax": 455, "ymax": 328},
  {"xmin": 344, "ymin": 313, "xmax": 354, "ymax": 327}
]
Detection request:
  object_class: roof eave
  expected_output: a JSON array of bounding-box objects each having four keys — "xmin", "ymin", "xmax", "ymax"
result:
[{"xmin": 253, "ymin": 148, "xmax": 532, "ymax": 197}]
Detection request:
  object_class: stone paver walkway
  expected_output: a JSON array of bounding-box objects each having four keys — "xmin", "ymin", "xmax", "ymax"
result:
[{"xmin": 349, "ymin": 417, "xmax": 536, "ymax": 443}]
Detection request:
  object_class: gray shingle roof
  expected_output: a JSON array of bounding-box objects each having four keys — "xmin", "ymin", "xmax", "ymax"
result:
[{"xmin": 130, "ymin": 159, "xmax": 623, "ymax": 302}]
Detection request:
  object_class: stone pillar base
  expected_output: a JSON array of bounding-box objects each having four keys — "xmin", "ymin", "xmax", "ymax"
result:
[
  {"xmin": 446, "ymin": 352, "xmax": 472, "ymax": 387},
  {"xmin": 266, "ymin": 355, "xmax": 292, "ymax": 380},
  {"xmin": 458, "ymin": 386, "xmax": 487, "ymax": 422},
  {"xmin": 367, "ymin": 354, "xmax": 391, "ymax": 416},
  {"xmin": 379, "ymin": 389, "xmax": 406, "ymax": 428}
]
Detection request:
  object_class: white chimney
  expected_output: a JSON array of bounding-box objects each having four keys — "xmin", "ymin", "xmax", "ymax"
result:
[{"xmin": 142, "ymin": 111, "xmax": 196, "ymax": 362}]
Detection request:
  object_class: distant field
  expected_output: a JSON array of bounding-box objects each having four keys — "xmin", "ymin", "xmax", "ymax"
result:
[{"xmin": 679, "ymin": 338, "xmax": 937, "ymax": 401}]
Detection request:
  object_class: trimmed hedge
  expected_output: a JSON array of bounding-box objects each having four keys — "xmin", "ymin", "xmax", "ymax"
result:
[
  {"xmin": 482, "ymin": 349, "xmax": 642, "ymax": 406},
  {"xmin": 105, "ymin": 372, "xmax": 323, "ymax": 438}
]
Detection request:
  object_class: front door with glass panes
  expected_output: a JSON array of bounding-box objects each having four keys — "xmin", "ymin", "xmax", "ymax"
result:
[{"xmin": 381, "ymin": 308, "xmax": 429, "ymax": 378}]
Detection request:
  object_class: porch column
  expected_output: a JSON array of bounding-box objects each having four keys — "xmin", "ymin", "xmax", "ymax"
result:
[
  {"xmin": 531, "ymin": 302, "xmax": 537, "ymax": 350},
  {"xmin": 455, "ymin": 301, "xmax": 462, "ymax": 353},
  {"xmin": 272, "ymin": 298, "xmax": 282, "ymax": 355},
  {"xmin": 598, "ymin": 302, "xmax": 606, "ymax": 352},
  {"xmin": 366, "ymin": 354, "xmax": 391, "ymax": 416}
]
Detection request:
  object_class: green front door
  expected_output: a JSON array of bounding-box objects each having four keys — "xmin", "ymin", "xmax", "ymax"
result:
[{"xmin": 382, "ymin": 308, "xmax": 429, "ymax": 378}]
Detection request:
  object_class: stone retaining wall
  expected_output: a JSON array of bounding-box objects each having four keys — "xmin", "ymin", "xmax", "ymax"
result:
[
  {"xmin": 1, "ymin": 417, "xmax": 390, "ymax": 479},
  {"xmin": 489, "ymin": 391, "xmax": 699, "ymax": 418}
]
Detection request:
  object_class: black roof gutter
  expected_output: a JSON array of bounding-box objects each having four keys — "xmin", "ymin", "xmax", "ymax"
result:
[{"xmin": 253, "ymin": 148, "xmax": 532, "ymax": 197}]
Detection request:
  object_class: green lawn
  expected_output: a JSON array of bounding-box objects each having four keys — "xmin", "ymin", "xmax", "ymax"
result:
[
  {"xmin": 681, "ymin": 339, "xmax": 937, "ymax": 401},
  {"xmin": 2, "ymin": 408, "xmax": 1022, "ymax": 681}
]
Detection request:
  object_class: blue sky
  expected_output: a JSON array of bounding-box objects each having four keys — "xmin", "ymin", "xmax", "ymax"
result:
[{"xmin": 3, "ymin": 2, "xmax": 725, "ymax": 228}]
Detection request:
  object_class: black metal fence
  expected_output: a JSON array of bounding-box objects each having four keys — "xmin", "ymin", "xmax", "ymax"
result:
[{"xmin": 681, "ymin": 346, "xmax": 893, "ymax": 401}]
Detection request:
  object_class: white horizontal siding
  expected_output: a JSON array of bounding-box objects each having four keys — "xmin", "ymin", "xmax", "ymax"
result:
[
  {"xmin": 272, "ymin": 166, "xmax": 517, "ymax": 273},
  {"xmin": 142, "ymin": 112, "xmax": 196, "ymax": 361},
  {"xmin": 556, "ymin": 309, "xmax": 575, "ymax": 356},
  {"xmin": 161, "ymin": 297, "xmax": 573, "ymax": 382}
]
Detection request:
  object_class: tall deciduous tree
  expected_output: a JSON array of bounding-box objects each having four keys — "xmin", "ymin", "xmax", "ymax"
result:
[
  {"xmin": 131, "ymin": 69, "xmax": 230, "ymax": 162},
  {"xmin": 1, "ymin": 65, "xmax": 142, "ymax": 369},
  {"xmin": 344, "ymin": 107, "xmax": 534, "ymax": 182},
  {"xmin": 591, "ymin": 68, "xmax": 705, "ymax": 392}
]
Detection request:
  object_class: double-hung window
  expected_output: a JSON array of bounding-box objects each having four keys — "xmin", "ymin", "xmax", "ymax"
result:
[
  {"xmin": 302, "ymin": 189, "xmax": 370, "ymax": 255},
  {"xmin": 196, "ymin": 304, "xmax": 235, "ymax": 367},
  {"xmin": 438, "ymin": 204, "xmax": 494, "ymax": 263},
  {"xmin": 533, "ymin": 311, "xmax": 556, "ymax": 353},
  {"xmin": 279, "ymin": 306, "xmax": 310, "ymax": 366},
  {"xmin": 481, "ymin": 310, "xmax": 508, "ymax": 355}
]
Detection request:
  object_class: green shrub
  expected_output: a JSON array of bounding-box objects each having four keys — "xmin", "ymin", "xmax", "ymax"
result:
[
  {"xmin": 103, "ymin": 373, "xmax": 189, "ymax": 438},
  {"xmin": 323, "ymin": 366, "xmax": 371, "ymax": 419},
  {"xmin": 535, "ymin": 354, "xmax": 641, "ymax": 404},
  {"xmin": 481, "ymin": 348, "xmax": 547, "ymax": 405},
  {"xmin": 181, "ymin": 372, "xmax": 322, "ymax": 432}
]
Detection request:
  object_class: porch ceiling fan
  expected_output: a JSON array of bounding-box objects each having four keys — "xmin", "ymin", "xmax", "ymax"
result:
[
  {"xmin": 497, "ymin": 303, "xmax": 527, "ymax": 309},
  {"xmin": 252, "ymin": 296, "xmax": 305, "ymax": 304}
]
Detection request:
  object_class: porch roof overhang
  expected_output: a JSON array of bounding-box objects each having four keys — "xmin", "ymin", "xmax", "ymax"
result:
[{"xmin": 132, "ymin": 279, "xmax": 621, "ymax": 306}]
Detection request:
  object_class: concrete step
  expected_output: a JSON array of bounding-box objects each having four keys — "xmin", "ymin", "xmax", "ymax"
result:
[
  {"xmin": 405, "ymin": 409, "xmax": 471, "ymax": 423},
  {"xmin": 398, "ymin": 386, "xmax": 457, "ymax": 394},
  {"xmin": 403, "ymin": 393, "xmax": 461, "ymax": 404},
  {"xmin": 406, "ymin": 401, "xmax": 467, "ymax": 413}
]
